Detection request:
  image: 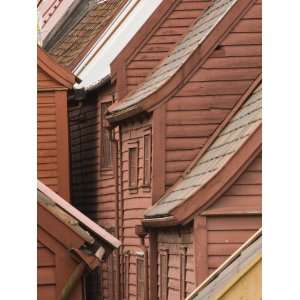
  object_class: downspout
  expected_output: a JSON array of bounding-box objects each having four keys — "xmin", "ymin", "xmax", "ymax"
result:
[
  {"xmin": 58, "ymin": 246, "xmax": 106, "ymax": 300},
  {"xmin": 111, "ymin": 128, "xmax": 120, "ymax": 300},
  {"xmin": 58, "ymin": 261, "xmax": 87, "ymax": 300}
]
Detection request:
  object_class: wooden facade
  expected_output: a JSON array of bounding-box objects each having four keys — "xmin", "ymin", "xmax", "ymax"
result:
[
  {"xmin": 37, "ymin": 180, "xmax": 120, "ymax": 300},
  {"xmin": 106, "ymin": 1, "xmax": 262, "ymax": 299},
  {"xmin": 37, "ymin": 46, "xmax": 77, "ymax": 201},
  {"xmin": 43, "ymin": 0, "xmax": 263, "ymax": 299}
]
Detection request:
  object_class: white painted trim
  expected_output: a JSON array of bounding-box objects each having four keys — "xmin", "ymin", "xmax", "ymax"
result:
[{"xmin": 74, "ymin": 0, "xmax": 163, "ymax": 89}]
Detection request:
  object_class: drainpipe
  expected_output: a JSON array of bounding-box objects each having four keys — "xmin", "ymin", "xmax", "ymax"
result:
[
  {"xmin": 58, "ymin": 246, "xmax": 106, "ymax": 300},
  {"xmin": 58, "ymin": 261, "xmax": 87, "ymax": 300},
  {"xmin": 111, "ymin": 128, "xmax": 120, "ymax": 300}
]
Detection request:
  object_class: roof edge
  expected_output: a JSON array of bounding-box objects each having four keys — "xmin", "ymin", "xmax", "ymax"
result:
[
  {"xmin": 144, "ymin": 125, "xmax": 262, "ymax": 226},
  {"xmin": 37, "ymin": 180, "xmax": 121, "ymax": 249},
  {"xmin": 185, "ymin": 228, "xmax": 262, "ymax": 300},
  {"xmin": 108, "ymin": 0, "xmax": 256, "ymax": 124},
  {"xmin": 37, "ymin": 46, "xmax": 80, "ymax": 88}
]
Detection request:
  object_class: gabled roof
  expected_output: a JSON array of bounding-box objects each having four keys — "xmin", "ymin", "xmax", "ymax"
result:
[
  {"xmin": 48, "ymin": 0, "xmax": 128, "ymax": 68},
  {"xmin": 144, "ymin": 81, "xmax": 262, "ymax": 225},
  {"xmin": 186, "ymin": 229, "xmax": 262, "ymax": 300},
  {"xmin": 38, "ymin": 180, "xmax": 121, "ymax": 249},
  {"xmin": 108, "ymin": 0, "xmax": 255, "ymax": 123},
  {"xmin": 37, "ymin": 45, "xmax": 79, "ymax": 88}
]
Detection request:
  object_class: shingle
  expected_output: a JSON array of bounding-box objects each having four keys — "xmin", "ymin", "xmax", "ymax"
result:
[
  {"xmin": 49, "ymin": 0, "xmax": 127, "ymax": 67},
  {"xmin": 110, "ymin": 0, "xmax": 238, "ymax": 115},
  {"xmin": 145, "ymin": 84, "xmax": 262, "ymax": 218}
]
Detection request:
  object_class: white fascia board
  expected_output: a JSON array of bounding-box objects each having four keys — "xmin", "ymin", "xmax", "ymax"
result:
[{"xmin": 74, "ymin": 0, "xmax": 163, "ymax": 89}]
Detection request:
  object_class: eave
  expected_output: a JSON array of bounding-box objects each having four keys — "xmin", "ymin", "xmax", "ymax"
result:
[
  {"xmin": 37, "ymin": 46, "xmax": 80, "ymax": 89},
  {"xmin": 107, "ymin": 0, "xmax": 256, "ymax": 125},
  {"xmin": 144, "ymin": 125, "xmax": 261, "ymax": 227}
]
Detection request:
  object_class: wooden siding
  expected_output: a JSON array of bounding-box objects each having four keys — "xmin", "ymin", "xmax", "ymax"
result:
[
  {"xmin": 165, "ymin": 1, "xmax": 261, "ymax": 188},
  {"xmin": 37, "ymin": 67, "xmax": 70, "ymax": 200},
  {"xmin": 120, "ymin": 118, "xmax": 152, "ymax": 299},
  {"xmin": 124, "ymin": 0, "xmax": 212, "ymax": 94},
  {"xmin": 157, "ymin": 225, "xmax": 195, "ymax": 300},
  {"xmin": 193, "ymin": 152, "xmax": 262, "ymax": 283},
  {"xmin": 37, "ymin": 226, "xmax": 83, "ymax": 300},
  {"xmin": 37, "ymin": 241, "xmax": 56, "ymax": 300},
  {"xmin": 208, "ymin": 153, "xmax": 262, "ymax": 212},
  {"xmin": 206, "ymin": 215, "xmax": 261, "ymax": 275},
  {"xmin": 69, "ymin": 84, "xmax": 117, "ymax": 300}
]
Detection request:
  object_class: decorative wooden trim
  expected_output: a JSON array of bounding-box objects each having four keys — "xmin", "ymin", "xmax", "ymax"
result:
[
  {"xmin": 128, "ymin": 141, "xmax": 139, "ymax": 190},
  {"xmin": 159, "ymin": 248, "xmax": 169, "ymax": 300},
  {"xmin": 100, "ymin": 101, "xmax": 113, "ymax": 169},
  {"xmin": 136, "ymin": 253, "xmax": 145, "ymax": 300},
  {"xmin": 180, "ymin": 246, "xmax": 187, "ymax": 300},
  {"xmin": 123, "ymin": 252, "xmax": 130, "ymax": 300},
  {"xmin": 149, "ymin": 231, "xmax": 158, "ymax": 300},
  {"xmin": 55, "ymin": 90, "xmax": 70, "ymax": 201},
  {"xmin": 143, "ymin": 133, "xmax": 152, "ymax": 187},
  {"xmin": 193, "ymin": 215, "xmax": 208, "ymax": 286},
  {"xmin": 152, "ymin": 104, "xmax": 166, "ymax": 204}
]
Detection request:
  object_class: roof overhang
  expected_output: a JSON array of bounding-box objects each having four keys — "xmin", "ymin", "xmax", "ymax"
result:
[
  {"xmin": 107, "ymin": 0, "xmax": 256, "ymax": 125},
  {"xmin": 38, "ymin": 180, "xmax": 121, "ymax": 249},
  {"xmin": 37, "ymin": 46, "xmax": 81, "ymax": 88},
  {"xmin": 143, "ymin": 125, "xmax": 262, "ymax": 228}
]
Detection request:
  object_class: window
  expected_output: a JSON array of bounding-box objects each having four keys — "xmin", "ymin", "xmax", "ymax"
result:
[
  {"xmin": 136, "ymin": 256, "xmax": 145, "ymax": 300},
  {"xmin": 180, "ymin": 247, "xmax": 187, "ymax": 300},
  {"xmin": 160, "ymin": 250, "xmax": 168, "ymax": 300},
  {"xmin": 101, "ymin": 102, "xmax": 112, "ymax": 168},
  {"xmin": 128, "ymin": 146, "xmax": 138, "ymax": 188},
  {"xmin": 143, "ymin": 134, "xmax": 151, "ymax": 186}
]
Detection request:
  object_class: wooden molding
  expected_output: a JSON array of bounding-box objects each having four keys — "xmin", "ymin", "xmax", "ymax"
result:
[
  {"xmin": 152, "ymin": 104, "xmax": 166, "ymax": 204},
  {"xmin": 193, "ymin": 215, "xmax": 208, "ymax": 285}
]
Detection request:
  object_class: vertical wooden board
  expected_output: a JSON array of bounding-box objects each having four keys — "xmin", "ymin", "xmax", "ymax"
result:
[
  {"xmin": 152, "ymin": 105, "xmax": 166, "ymax": 202},
  {"xmin": 55, "ymin": 90, "xmax": 70, "ymax": 201},
  {"xmin": 193, "ymin": 215, "xmax": 208, "ymax": 285}
]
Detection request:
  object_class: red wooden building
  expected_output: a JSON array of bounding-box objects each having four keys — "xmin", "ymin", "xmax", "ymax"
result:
[
  {"xmin": 37, "ymin": 45, "xmax": 79, "ymax": 200},
  {"xmin": 106, "ymin": 0, "xmax": 262, "ymax": 299},
  {"xmin": 42, "ymin": 0, "xmax": 262, "ymax": 299},
  {"xmin": 38, "ymin": 180, "xmax": 120, "ymax": 300}
]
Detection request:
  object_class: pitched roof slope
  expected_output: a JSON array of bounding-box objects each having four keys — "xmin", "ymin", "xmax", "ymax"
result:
[
  {"xmin": 49, "ymin": 0, "xmax": 127, "ymax": 68},
  {"xmin": 186, "ymin": 229, "xmax": 261, "ymax": 300},
  {"xmin": 37, "ymin": 45, "xmax": 79, "ymax": 88},
  {"xmin": 38, "ymin": 180, "xmax": 121, "ymax": 249},
  {"xmin": 144, "ymin": 83, "xmax": 262, "ymax": 219},
  {"xmin": 109, "ymin": 0, "xmax": 240, "ymax": 116}
]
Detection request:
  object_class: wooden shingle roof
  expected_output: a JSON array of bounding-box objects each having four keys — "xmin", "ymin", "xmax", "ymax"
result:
[
  {"xmin": 144, "ymin": 83, "xmax": 262, "ymax": 221},
  {"xmin": 48, "ymin": 0, "xmax": 127, "ymax": 68},
  {"xmin": 108, "ymin": 0, "xmax": 246, "ymax": 121},
  {"xmin": 186, "ymin": 229, "xmax": 262, "ymax": 300}
]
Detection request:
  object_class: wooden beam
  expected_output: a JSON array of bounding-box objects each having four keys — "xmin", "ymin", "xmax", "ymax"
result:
[
  {"xmin": 55, "ymin": 90, "xmax": 71, "ymax": 202},
  {"xmin": 152, "ymin": 104, "xmax": 166, "ymax": 204},
  {"xmin": 193, "ymin": 215, "xmax": 208, "ymax": 285}
]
